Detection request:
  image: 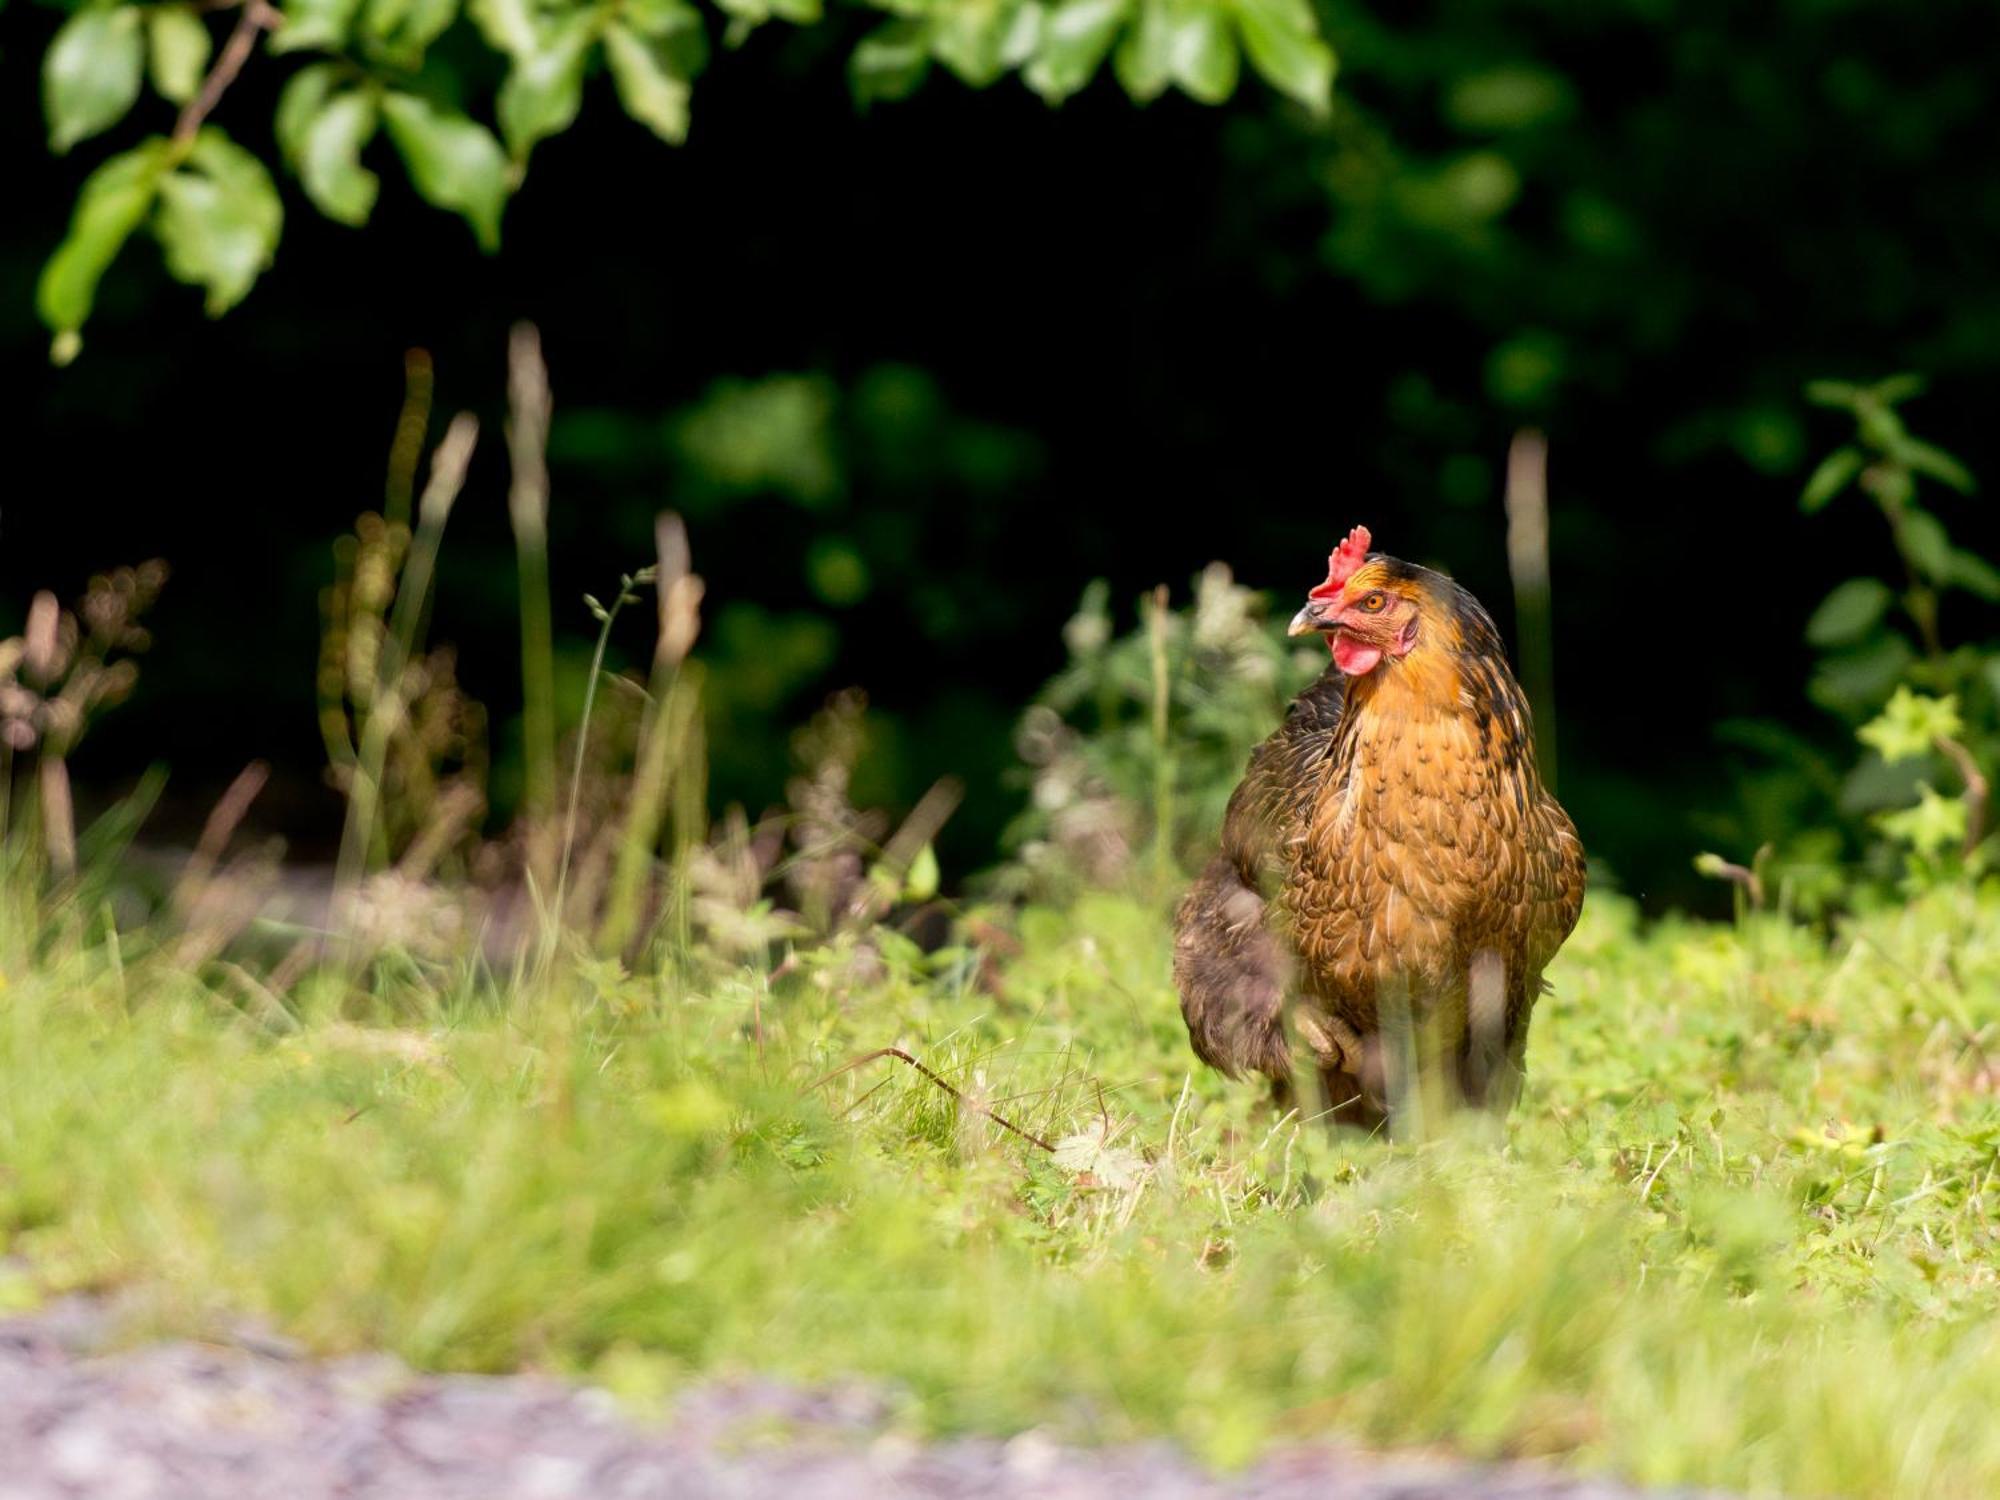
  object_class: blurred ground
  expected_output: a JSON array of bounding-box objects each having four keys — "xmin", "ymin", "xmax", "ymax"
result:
[{"xmin": 0, "ymin": 1301, "xmax": 1711, "ymax": 1500}]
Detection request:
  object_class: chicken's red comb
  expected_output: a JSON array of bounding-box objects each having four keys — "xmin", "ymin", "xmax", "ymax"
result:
[{"xmin": 1308, "ymin": 525, "xmax": 1373, "ymax": 601}]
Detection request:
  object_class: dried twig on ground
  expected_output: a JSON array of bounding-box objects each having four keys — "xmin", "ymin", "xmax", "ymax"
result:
[{"xmin": 807, "ymin": 1047, "xmax": 1055, "ymax": 1153}]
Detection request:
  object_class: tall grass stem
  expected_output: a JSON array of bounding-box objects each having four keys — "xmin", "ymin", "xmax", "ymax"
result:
[
  {"xmin": 602, "ymin": 517, "xmax": 704, "ymax": 957},
  {"xmin": 1504, "ymin": 428, "xmax": 1558, "ymax": 791},
  {"xmin": 1146, "ymin": 583, "xmax": 1175, "ymax": 891},
  {"xmin": 553, "ymin": 576, "xmax": 650, "ymax": 937},
  {"xmin": 382, "ymin": 349, "xmax": 434, "ymax": 530},
  {"xmin": 332, "ymin": 414, "xmax": 476, "ymax": 954},
  {"xmin": 507, "ymin": 325, "xmax": 559, "ymax": 841}
]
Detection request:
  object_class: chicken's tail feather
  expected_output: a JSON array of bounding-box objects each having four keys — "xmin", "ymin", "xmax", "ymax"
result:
[{"xmin": 1172, "ymin": 856, "xmax": 1293, "ymax": 1085}]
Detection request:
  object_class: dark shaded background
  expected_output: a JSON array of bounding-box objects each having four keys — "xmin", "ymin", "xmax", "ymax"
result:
[{"xmin": 6, "ymin": 1, "xmax": 1999, "ymax": 907}]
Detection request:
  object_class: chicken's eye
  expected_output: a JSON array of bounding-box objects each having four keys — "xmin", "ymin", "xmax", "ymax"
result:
[{"xmin": 1359, "ymin": 591, "xmax": 1388, "ymax": 613}]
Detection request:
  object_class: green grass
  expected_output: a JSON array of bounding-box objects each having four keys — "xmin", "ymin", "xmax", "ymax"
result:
[{"xmin": 4, "ymin": 882, "xmax": 2000, "ymax": 1496}]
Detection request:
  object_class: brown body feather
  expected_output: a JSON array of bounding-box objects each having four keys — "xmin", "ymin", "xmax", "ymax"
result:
[{"xmin": 1174, "ymin": 556, "xmax": 1584, "ymax": 1126}]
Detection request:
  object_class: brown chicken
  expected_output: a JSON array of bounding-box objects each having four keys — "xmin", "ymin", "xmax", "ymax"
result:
[{"xmin": 1173, "ymin": 525, "xmax": 1584, "ymax": 1128}]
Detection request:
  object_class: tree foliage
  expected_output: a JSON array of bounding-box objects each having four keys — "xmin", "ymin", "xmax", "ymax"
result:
[{"xmin": 30, "ymin": 0, "xmax": 1337, "ymax": 360}]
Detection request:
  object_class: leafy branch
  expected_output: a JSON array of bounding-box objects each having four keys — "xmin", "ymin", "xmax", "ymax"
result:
[
  {"xmin": 1802, "ymin": 374, "xmax": 1988, "ymax": 664},
  {"xmin": 1721, "ymin": 376, "xmax": 1997, "ymax": 910},
  {"xmin": 34, "ymin": 0, "xmax": 1339, "ymax": 361}
]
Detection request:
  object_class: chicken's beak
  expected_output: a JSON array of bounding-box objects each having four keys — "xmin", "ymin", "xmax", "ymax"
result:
[{"xmin": 1288, "ymin": 601, "xmax": 1334, "ymax": 637}]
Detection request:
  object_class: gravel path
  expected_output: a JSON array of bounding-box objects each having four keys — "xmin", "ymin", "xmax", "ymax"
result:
[{"xmin": 0, "ymin": 1302, "xmax": 1716, "ymax": 1500}]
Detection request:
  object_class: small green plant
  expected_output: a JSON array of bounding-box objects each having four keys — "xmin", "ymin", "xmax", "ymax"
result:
[
  {"xmin": 1800, "ymin": 376, "xmax": 1994, "ymax": 719},
  {"xmin": 1006, "ymin": 563, "xmax": 1323, "ymax": 894},
  {"xmin": 1806, "ymin": 378, "xmax": 1994, "ymax": 875},
  {"xmin": 1858, "ymin": 686, "xmax": 1988, "ymax": 874},
  {"xmin": 1713, "ymin": 376, "xmax": 1995, "ymax": 906},
  {"xmin": 325, "ymin": 411, "xmax": 483, "ymax": 918}
]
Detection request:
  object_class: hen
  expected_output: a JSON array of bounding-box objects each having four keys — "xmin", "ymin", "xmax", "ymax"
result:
[{"xmin": 1173, "ymin": 526, "xmax": 1584, "ymax": 1128}]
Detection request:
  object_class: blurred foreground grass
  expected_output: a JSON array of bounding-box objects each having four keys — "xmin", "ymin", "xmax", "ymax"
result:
[{"xmin": 4, "ymin": 882, "xmax": 2000, "ymax": 1497}]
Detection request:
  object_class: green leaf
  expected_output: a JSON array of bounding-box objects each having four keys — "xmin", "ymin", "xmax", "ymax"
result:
[
  {"xmin": 999, "ymin": 1, "xmax": 1045, "ymax": 67},
  {"xmin": 1870, "ymin": 372, "xmax": 1927, "ymax": 407},
  {"xmin": 629, "ymin": 0, "xmax": 706, "ymax": 73},
  {"xmin": 498, "ymin": 16, "xmax": 597, "ymax": 159},
  {"xmin": 362, "ymin": 0, "xmax": 460, "ymax": 65},
  {"xmin": 1165, "ymin": 2, "xmax": 1235, "ymax": 101},
  {"xmin": 1857, "ymin": 403, "xmax": 1907, "ymax": 457},
  {"xmin": 44, "ymin": 5, "xmax": 146, "ymax": 153},
  {"xmin": 1799, "ymin": 445, "xmax": 1861, "ymax": 512},
  {"xmin": 467, "ymin": 0, "xmax": 538, "ymax": 56},
  {"xmin": 1805, "ymin": 577, "xmax": 1892, "ymax": 649},
  {"xmin": 36, "ymin": 138, "xmax": 172, "ymax": 359},
  {"xmin": 1900, "ymin": 437, "xmax": 1976, "ymax": 495},
  {"xmin": 1898, "ymin": 506, "xmax": 1952, "ymax": 583},
  {"xmin": 1807, "ymin": 634, "xmax": 1914, "ymax": 718},
  {"xmin": 1857, "ymin": 686, "xmax": 1962, "ymax": 765},
  {"xmin": 605, "ymin": 22, "xmax": 694, "ymax": 144},
  {"xmin": 1877, "ymin": 782, "xmax": 1966, "ymax": 856},
  {"xmin": 382, "ymin": 92, "xmax": 510, "ymax": 250},
  {"xmin": 1837, "ymin": 752, "xmax": 1925, "ymax": 817},
  {"xmin": 146, "ymin": 5, "xmax": 211, "ymax": 105},
  {"xmin": 1111, "ymin": 1, "xmax": 1168, "ymax": 100},
  {"xmin": 278, "ymin": 69, "xmax": 382, "ymax": 226},
  {"xmin": 1444, "ymin": 65, "xmax": 1574, "ymax": 133},
  {"xmin": 850, "ymin": 18, "xmax": 933, "ymax": 104},
  {"xmin": 1947, "ymin": 548, "xmax": 2000, "ymax": 602},
  {"xmin": 626, "ymin": 0, "xmax": 704, "ymax": 35},
  {"xmin": 270, "ymin": 0, "xmax": 366, "ymax": 52},
  {"xmin": 301, "ymin": 92, "xmax": 381, "ymax": 224},
  {"xmin": 1229, "ymin": 0, "xmax": 1332, "ymax": 113},
  {"xmin": 931, "ymin": 0, "xmax": 1017, "ymax": 86},
  {"xmin": 275, "ymin": 60, "xmax": 338, "ymax": 156},
  {"xmin": 712, "ymin": 0, "xmax": 819, "ymax": 29},
  {"xmin": 1804, "ymin": 379, "xmax": 1865, "ymax": 411},
  {"xmin": 1024, "ymin": 0, "xmax": 1129, "ymax": 105},
  {"xmin": 1116, "ymin": 0, "xmax": 1237, "ymax": 104},
  {"xmin": 153, "ymin": 128, "xmax": 285, "ymax": 315}
]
